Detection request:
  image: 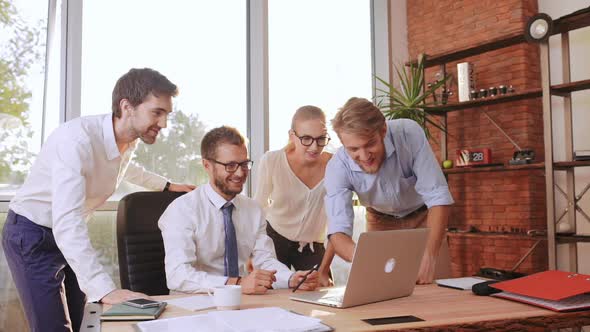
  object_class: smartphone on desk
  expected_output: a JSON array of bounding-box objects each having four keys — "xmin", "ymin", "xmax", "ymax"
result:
[{"xmin": 122, "ymin": 298, "xmax": 163, "ymax": 309}]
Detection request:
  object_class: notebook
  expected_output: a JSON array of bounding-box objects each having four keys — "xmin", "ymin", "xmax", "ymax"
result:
[{"xmin": 100, "ymin": 302, "xmax": 167, "ymax": 321}]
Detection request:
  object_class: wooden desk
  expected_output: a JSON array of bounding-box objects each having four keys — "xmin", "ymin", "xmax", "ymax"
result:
[{"xmin": 101, "ymin": 285, "xmax": 590, "ymax": 331}]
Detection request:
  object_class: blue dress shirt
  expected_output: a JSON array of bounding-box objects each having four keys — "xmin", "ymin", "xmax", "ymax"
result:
[{"xmin": 325, "ymin": 119, "xmax": 454, "ymax": 237}]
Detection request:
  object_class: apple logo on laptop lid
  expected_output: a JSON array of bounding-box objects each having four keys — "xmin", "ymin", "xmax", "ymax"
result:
[{"xmin": 384, "ymin": 258, "xmax": 396, "ymax": 273}]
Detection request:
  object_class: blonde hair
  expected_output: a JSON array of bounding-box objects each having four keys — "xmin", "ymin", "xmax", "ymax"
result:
[
  {"xmin": 285, "ymin": 105, "xmax": 326, "ymax": 152},
  {"xmin": 331, "ymin": 97, "xmax": 385, "ymax": 136}
]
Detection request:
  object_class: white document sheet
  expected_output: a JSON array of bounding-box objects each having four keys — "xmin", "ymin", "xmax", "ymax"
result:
[
  {"xmin": 135, "ymin": 314, "xmax": 230, "ymax": 332},
  {"xmin": 166, "ymin": 295, "xmax": 215, "ymax": 311},
  {"xmin": 135, "ymin": 307, "xmax": 331, "ymax": 332},
  {"xmin": 208, "ymin": 307, "xmax": 324, "ymax": 332}
]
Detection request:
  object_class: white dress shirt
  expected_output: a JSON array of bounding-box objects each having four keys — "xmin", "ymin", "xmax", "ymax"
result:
[
  {"xmin": 9, "ymin": 114, "xmax": 168, "ymax": 302},
  {"xmin": 158, "ymin": 183, "xmax": 293, "ymax": 293},
  {"xmin": 253, "ymin": 150, "xmax": 327, "ymax": 251}
]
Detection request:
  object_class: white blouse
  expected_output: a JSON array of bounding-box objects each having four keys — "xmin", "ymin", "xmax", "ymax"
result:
[{"xmin": 253, "ymin": 149, "xmax": 328, "ymax": 251}]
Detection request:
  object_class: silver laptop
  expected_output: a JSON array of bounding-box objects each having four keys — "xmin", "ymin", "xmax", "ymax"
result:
[{"xmin": 290, "ymin": 228, "xmax": 429, "ymax": 308}]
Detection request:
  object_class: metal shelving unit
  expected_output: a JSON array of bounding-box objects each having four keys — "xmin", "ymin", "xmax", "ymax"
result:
[
  {"xmin": 540, "ymin": 9, "xmax": 590, "ymax": 272},
  {"xmin": 413, "ymin": 38, "xmax": 544, "ymax": 165},
  {"xmin": 410, "ymin": 9, "xmax": 590, "ymax": 271}
]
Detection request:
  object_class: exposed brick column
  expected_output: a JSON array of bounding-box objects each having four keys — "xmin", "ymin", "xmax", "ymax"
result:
[{"xmin": 407, "ymin": 0, "xmax": 547, "ymax": 275}]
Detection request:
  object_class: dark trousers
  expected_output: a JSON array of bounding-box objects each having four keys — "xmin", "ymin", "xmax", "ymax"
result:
[
  {"xmin": 266, "ymin": 222, "xmax": 325, "ymax": 271},
  {"xmin": 2, "ymin": 210, "xmax": 86, "ymax": 332}
]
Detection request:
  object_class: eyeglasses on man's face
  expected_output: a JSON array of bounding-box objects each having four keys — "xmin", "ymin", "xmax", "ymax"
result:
[
  {"xmin": 292, "ymin": 130, "xmax": 331, "ymax": 147},
  {"xmin": 209, "ymin": 159, "xmax": 254, "ymax": 173}
]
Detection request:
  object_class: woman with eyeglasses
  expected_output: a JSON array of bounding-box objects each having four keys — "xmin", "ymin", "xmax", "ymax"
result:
[{"xmin": 253, "ymin": 105, "xmax": 335, "ymax": 287}]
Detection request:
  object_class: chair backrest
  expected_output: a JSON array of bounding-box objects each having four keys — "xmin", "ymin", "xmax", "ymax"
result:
[{"xmin": 116, "ymin": 191, "xmax": 185, "ymax": 295}]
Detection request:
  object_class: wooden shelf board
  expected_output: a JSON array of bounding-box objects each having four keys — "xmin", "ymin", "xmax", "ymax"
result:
[
  {"xmin": 426, "ymin": 88, "xmax": 542, "ymax": 114},
  {"xmin": 551, "ymin": 79, "xmax": 590, "ymax": 96},
  {"xmin": 447, "ymin": 232, "xmax": 546, "ymax": 240},
  {"xmin": 403, "ymin": 11, "xmax": 590, "ymax": 70},
  {"xmin": 406, "ymin": 32, "xmax": 525, "ymax": 68},
  {"xmin": 553, "ymin": 160, "xmax": 590, "ymax": 169},
  {"xmin": 553, "ymin": 9, "xmax": 590, "ymax": 35},
  {"xmin": 443, "ymin": 162, "xmax": 544, "ymax": 174},
  {"xmin": 556, "ymin": 234, "xmax": 590, "ymax": 243}
]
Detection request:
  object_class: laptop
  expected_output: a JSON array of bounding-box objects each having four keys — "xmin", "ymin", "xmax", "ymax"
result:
[{"xmin": 290, "ymin": 228, "xmax": 429, "ymax": 308}]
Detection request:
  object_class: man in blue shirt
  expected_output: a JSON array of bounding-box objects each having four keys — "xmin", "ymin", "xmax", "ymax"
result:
[{"xmin": 325, "ymin": 97, "xmax": 454, "ymax": 284}]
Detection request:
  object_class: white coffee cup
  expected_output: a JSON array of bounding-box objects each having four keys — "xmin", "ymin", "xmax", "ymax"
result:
[{"xmin": 209, "ymin": 285, "xmax": 242, "ymax": 310}]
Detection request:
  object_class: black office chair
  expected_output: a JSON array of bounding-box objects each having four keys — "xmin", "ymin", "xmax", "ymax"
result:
[{"xmin": 116, "ymin": 191, "xmax": 185, "ymax": 295}]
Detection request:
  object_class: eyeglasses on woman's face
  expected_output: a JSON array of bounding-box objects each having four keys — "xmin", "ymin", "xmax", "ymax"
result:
[{"xmin": 292, "ymin": 130, "xmax": 331, "ymax": 147}]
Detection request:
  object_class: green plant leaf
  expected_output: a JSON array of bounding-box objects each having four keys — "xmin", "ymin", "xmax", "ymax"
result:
[{"xmin": 374, "ymin": 55, "xmax": 451, "ymax": 139}]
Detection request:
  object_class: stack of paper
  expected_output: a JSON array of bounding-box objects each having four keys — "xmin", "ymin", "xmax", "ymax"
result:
[
  {"xmin": 209, "ymin": 307, "xmax": 328, "ymax": 332},
  {"xmin": 135, "ymin": 307, "xmax": 332, "ymax": 332},
  {"xmin": 135, "ymin": 315, "xmax": 222, "ymax": 332}
]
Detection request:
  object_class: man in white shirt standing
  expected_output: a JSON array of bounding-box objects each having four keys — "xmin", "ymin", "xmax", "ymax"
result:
[
  {"xmin": 158, "ymin": 126, "xmax": 318, "ymax": 294},
  {"xmin": 2, "ymin": 68, "xmax": 195, "ymax": 332}
]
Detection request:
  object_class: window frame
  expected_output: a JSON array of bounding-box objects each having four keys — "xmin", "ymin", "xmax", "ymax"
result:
[{"xmin": 0, "ymin": 0, "xmax": 390, "ymax": 213}]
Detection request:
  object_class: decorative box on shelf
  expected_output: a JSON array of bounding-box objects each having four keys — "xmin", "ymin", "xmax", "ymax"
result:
[{"xmin": 455, "ymin": 148, "xmax": 492, "ymax": 167}]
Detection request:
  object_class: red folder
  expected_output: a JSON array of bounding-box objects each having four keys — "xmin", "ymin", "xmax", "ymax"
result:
[
  {"xmin": 492, "ymin": 270, "xmax": 590, "ymax": 301},
  {"xmin": 491, "ymin": 270, "xmax": 590, "ymax": 311}
]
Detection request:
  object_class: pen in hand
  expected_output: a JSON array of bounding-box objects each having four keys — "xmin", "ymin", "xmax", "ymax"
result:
[{"xmin": 292, "ymin": 264, "xmax": 319, "ymax": 293}]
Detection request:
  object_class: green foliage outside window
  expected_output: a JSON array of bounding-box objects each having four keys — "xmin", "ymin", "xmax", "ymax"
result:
[{"xmin": 0, "ymin": 0, "xmax": 44, "ymax": 184}]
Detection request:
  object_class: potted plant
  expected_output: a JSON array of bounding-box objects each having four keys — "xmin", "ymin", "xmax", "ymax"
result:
[{"xmin": 374, "ymin": 55, "xmax": 451, "ymax": 139}]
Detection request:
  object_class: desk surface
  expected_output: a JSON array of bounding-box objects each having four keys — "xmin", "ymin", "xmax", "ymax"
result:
[{"xmin": 101, "ymin": 285, "xmax": 590, "ymax": 332}]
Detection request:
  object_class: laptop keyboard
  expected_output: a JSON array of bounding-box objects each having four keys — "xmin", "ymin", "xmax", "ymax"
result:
[{"xmin": 322, "ymin": 295, "xmax": 344, "ymax": 303}]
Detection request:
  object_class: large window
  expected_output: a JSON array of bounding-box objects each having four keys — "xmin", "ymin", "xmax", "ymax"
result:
[
  {"xmin": 1, "ymin": 2, "xmax": 382, "ymax": 330},
  {"xmin": 268, "ymin": 0, "xmax": 372, "ymax": 151},
  {"xmin": 0, "ymin": 0, "xmax": 48, "ymax": 197},
  {"xmin": 1, "ymin": 2, "xmax": 49, "ymax": 330},
  {"xmin": 81, "ymin": 0, "xmax": 247, "ymax": 193}
]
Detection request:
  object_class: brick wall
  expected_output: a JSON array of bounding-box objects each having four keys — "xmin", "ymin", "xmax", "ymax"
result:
[
  {"xmin": 407, "ymin": 0, "xmax": 547, "ymax": 276},
  {"xmin": 448, "ymin": 233, "xmax": 547, "ymax": 276}
]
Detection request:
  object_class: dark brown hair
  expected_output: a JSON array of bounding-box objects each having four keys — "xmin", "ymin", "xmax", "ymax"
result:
[
  {"xmin": 111, "ymin": 68, "xmax": 178, "ymax": 117},
  {"xmin": 201, "ymin": 126, "xmax": 246, "ymax": 160}
]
